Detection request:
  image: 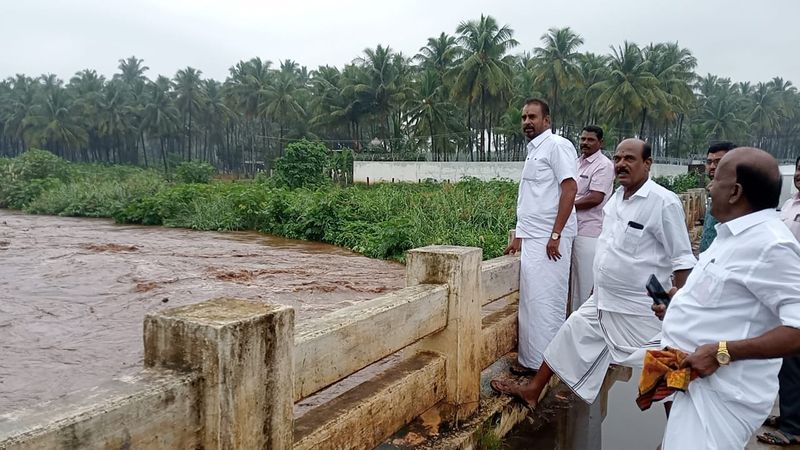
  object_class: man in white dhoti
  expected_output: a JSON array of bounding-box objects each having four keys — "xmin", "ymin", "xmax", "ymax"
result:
[
  {"xmin": 655, "ymin": 148, "xmax": 800, "ymax": 450},
  {"xmin": 504, "ymin": 98, "xmax": 577, "ymax": 374},
  {"xmin": 492, "ymin": 138, "xmax": 695, "ymax": 406}
]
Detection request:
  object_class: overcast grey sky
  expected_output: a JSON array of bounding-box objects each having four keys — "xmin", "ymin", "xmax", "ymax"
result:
[{"xmin": 1, "ymin": 0, "xmax": 798, "ymax": 85}]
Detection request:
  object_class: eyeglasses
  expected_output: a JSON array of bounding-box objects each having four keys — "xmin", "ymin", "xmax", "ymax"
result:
[{"xmin": 706, "ymin": 158, "xmax": 723, "ymax": 166}]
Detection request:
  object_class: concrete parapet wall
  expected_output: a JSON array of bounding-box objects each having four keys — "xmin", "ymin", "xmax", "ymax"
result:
[
  {"xmin": 679, "ymin": 188, "xmax": 707, "ymax": 229},
  {"xmin": 354, "ymin": 161, "xmax": 689, "ymax": 183},
  {"xmin": 293, "ymin": 284, "xmax": 448, "ymax": 401},
  {"xmin": 0, "ymin": 370, "xmax": 202, "ymax": 450},
  {"xmin": 1, "ymin": 248, "xmax": 522, "ymax": 450}
]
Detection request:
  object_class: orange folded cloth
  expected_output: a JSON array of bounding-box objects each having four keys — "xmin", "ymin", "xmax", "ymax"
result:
[{"xmin": 636, "ymin": 348, "xmax": 699, "ymax": 411}]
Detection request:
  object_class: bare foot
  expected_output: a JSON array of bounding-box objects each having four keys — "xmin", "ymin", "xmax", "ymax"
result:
[{"xmin": 490, "ymin": 378, "xmax": 538, "ymax": 409}]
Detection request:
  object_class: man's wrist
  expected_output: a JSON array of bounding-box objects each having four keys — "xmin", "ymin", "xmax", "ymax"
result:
[{"xmin": 550, "ymin": 231, "xmax": 561, "ymax": 240}]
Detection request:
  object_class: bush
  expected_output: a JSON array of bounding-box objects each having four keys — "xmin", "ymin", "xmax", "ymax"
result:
[
  {"xmin": 0, "ymin": 149, "xmax": 72, "ymax": 208},
  {"xmin": 653, "ymin": 172, "xmax": 703, "ymax": 194},
  {"xmin": 274, "ymin": 139, "xmax": 330, "ymax": 188},
  {"xmin": 174, "ymin": 161, "xmax": 216, "ymax": 184}
]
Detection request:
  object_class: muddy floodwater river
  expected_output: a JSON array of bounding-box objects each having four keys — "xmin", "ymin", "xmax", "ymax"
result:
[{"xmin": 0, "ymin": 210, "xmax": 405, "ymax": 413}]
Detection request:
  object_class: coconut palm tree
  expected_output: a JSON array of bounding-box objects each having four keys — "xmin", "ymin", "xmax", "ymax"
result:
[
  {"xmin": 259, "ymin": 70, "xmax": 306, "ymax": 157},
  {"xmin": 593, "ymin": 41, "xmax": 663, "ymax": 139},
  {"xmin": 453, "ymin": 15, "xmax": 518, "ymax": 160},
  {"xmin": 140, "ymin": 76, "xmax": 179, "ymax": 171},
  {"xmin": 174, "ymin": 67, "xmax": 205, "ymax": 160},
  {"xmin": 23, "ymin": 87, "xmax": 88, "ymax": 156},
  {"xmin": 531, "ymin": 27, "xmax": 584, "ymax": 130}
]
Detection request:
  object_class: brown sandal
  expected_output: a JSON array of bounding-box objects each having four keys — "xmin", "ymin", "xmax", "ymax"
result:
[{"xmin": 490, "ymin": 378, "xmax": 538, "ymax": 410}]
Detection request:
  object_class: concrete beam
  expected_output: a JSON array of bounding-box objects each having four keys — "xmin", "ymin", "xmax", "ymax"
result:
[
  {"xmin": 479, "ymin": 298, "xmax": 519, "ymax": 369},
  {"xmin": 406, "ymin": 245, "xmax": 483, "ymax": 422},
  {"xmin": 294, "ymin": 352, "xmax": 446, "ymax": 450},
  {"xmin": 0, "ymin": 370, "xmax": 201, "ymax": 450},
  {"xmin": 144, "ymin": 298, "xmax": 294, "ymax": 450},
  {"xmin": 481, "ymin": 256, "xmax": 520, "ymax": 306},
  {"xmin": 294, "ymin": 284, "xmax": 448, "ymax": 401}
]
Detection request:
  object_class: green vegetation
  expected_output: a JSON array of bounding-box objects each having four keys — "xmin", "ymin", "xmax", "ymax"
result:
[
  {"xmin": 652, "ymin": 172, "xmax": 704, "ymax": 194},
  {"xmin": 0, "ymin": 150, "xmax": 516, "ymax": 262},
  {"xmin": 1, "ymin": 17, "xmax": 798, "ymax": 173}
]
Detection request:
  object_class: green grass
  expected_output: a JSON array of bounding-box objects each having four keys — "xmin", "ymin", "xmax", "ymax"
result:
[{"xmin": 0, "ymin": 152, "xmax": 518, "ymax": 262}]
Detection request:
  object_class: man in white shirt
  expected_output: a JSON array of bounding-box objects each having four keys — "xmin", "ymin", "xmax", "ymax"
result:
[
  {"xmin": 571, "ymin": 125, "xmax": 614, "ymax": 311},
  {"xmin": 655, "ymin": 148, "xmax": 800, "ymax": 450},
  {"xmin": 756, "ymin": 155, "xmax": 800, "ymax": 446},
  {"xmin": 492, "ymin": 138, "xmax": 695, "ymax": 406},
  {"xmin": 504, "ymin": 98, "xmax": 577, "ymax": 374}
]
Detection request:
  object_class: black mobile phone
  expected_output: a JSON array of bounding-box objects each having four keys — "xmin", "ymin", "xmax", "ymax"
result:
[{"xmin": 646, "ymin": 274, "xmax": 671, "ymax": 307}]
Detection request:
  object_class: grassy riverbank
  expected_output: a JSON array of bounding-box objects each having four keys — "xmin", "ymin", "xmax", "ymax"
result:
[{"xmin": 0, "ymin": 150, "xmax": 517, "ymax": 261}]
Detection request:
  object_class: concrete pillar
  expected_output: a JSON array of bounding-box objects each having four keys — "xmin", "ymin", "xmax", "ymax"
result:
[
  {"xmin": 144, "ymin": 298, "xmax": 294, "ymax": 450},
  {"xmin": 406, "ymin": 245, "xmax": 483, "ymax": 422}
]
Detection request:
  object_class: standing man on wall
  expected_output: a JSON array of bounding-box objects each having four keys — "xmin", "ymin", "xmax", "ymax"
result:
[
  {"xmin": 504, "ymin": 97, "xmax": 577, "ymax": 375},
  {"xmin": 571, "ymin": 125, "xmax": 614, "ymax": 311},
  {"xmin": 655, "ymin": 148, "xmax": 800, "ymax": 449},
  {"xmin": 756, "ymin": 155, "xmax": 800, "ymax": 446},
  {"xmin": 698, "ymin": 142, "xmax": 736, "ymax": 253}
]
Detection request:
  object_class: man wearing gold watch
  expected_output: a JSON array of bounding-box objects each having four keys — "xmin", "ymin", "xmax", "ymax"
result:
[{"xmin": 656, "ymin": 148, "xmax": 800, "ymax": 449}]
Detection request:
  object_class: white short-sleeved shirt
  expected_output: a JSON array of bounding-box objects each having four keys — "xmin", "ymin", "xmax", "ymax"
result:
[
  {"xmin": 780, "ymin": 194, "xmax": 800, "ymax": 241},
  {"xmin": 594, "ymin": 179, "xmax": 697, "ymax": 315},
  {"xmin": 514, "ymin": 130, "xmax": 578, "ymax": 239},
  {"xmin": 662, "ymin": 209, "xmax": 800, "ymax": 405}
]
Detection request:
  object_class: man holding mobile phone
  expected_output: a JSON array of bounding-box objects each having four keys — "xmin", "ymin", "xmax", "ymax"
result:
[{"xmin": 492, "ymin": 138, "xmax": 695, "ymax": 408}]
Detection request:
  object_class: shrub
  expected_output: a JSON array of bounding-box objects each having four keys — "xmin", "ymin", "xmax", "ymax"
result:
[
  {"xmin": 653, "ymin": 172, "xmax": 703, "ymax": 193},
  {"xmin": 174, "ymin": 161, "xmax": 216, "ymax": 184},
  {"xmin": 274, "ymin": 139, "xmax": 330, "ymax": 188}
]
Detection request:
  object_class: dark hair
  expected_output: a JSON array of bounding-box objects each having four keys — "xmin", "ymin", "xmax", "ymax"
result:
[
  {"xmin": 736, "ymin": 164, "xmax": 781, "ymax": 210},
  {"xmin": 582, "ymin": 125, "xmax": 604, "ymax": 141},
  {"xmin": 795, "ymin": 155, "xmax": 800, "ymax": 168},
  {"xmin": 523, "ymin": 97, "xmax": 550, "ymax": 117},
  {"xmin": 642, "ymin": 142, "xmax": 652, "ymax": 160},
  {"xmin": 708, "ymin": 141, "xmax": 736, "ymax": 154}
]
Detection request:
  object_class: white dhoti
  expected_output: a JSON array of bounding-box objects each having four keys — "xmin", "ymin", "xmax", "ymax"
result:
[
  {"xmin": 662, "ymin": 378, "xmax": 777, "ymax": 450},
  {"xmin": 570, "ymin": 235, "xmax": 598, "ymax": 313},
  {"xmin": 542, "ymin": 295, "xmax": 661, "ymax": 403},
  {"xmin": 518, "ymin": 236, "xmax": 573, "ymax": 369}
]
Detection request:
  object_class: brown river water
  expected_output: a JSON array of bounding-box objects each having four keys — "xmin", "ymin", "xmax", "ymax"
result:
[{"xmin": 0, "ymin": 210, "xmax": 405, "ymax": 413}]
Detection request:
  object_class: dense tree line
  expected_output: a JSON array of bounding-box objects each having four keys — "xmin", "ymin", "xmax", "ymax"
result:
[{"xmin": 1, "ymin": 15, "xmax": 798, "ymax": 173}]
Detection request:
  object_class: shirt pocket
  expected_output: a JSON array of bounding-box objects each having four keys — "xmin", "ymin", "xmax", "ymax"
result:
[
  {"xmin": 617, "ymin": 225, "xmax": 645, "ymax": 254},
  {"xmin": 693, "ymin": 262, "xmax": 728, "ymax": 307},
  {"xmin": 522, "ymin": 156, "xmax": 549, "ymax": 182}
]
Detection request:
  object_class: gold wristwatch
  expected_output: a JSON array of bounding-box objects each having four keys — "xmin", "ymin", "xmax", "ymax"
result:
[
  {"xmin": 716, "ymin": 341, "xmax": 731, "ymax": 366},
  {"xmin": 550, "ymin": 232, "xmax": 561, "ymax": 240}
]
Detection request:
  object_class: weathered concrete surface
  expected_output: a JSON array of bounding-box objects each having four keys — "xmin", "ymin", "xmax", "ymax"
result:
[
  {"xmin": 479, "ymin": 298, "xmax": 518, "ymax": 370},
  {"xmin": 294, "ymin": 352, "xmax": 446, "ymax": 450},
  {"xmin": 353, "ymin": 161, "xmax": 692, "ymax": 183},
  {"xmin": 480, "ymin": 255, "xmax": 519, "ymax": 306},
  {"xmin": 0, "ymin": 370, "xmax": 201, "ymax": 450},
  {"xmin": 381, "ymin": 355, "xmax": 632, "ymax": 450},
  {"xmin": 144, "ymin": 297, "xmax": 294, "ymax": 450},
  {"xmin": 294, "ymin": 284, "xmax": 448, "ymax": 401},
  {"xmin": 407, "ymin": 246, "xmax": 483, "ymax": 422}
]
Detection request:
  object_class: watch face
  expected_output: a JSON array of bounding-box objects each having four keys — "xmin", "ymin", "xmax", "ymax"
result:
[{"xmin": 716, "ymin": 353, "xmax": 731, "ymax": 365}]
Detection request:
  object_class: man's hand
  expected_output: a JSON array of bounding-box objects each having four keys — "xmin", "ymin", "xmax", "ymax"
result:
[
  {"xmin": 651, "ymin": 287, "xmax": 677, "ymax": 321},
  {"xmin": 546, "ymin": 237, "xmax": 562, "ymax": 261},
  {"xmin": 504, "ymin": 237, "xmax": 522, "ymax": 255},
  {"xmin": 681, "ymin": 343, "xmax": 721, "ymax": 377}
]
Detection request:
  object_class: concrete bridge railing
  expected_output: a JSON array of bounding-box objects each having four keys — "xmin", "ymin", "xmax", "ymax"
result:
[{"xmin": 0, "ymin": 245, "xmax": 520, "ymax": 450}]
